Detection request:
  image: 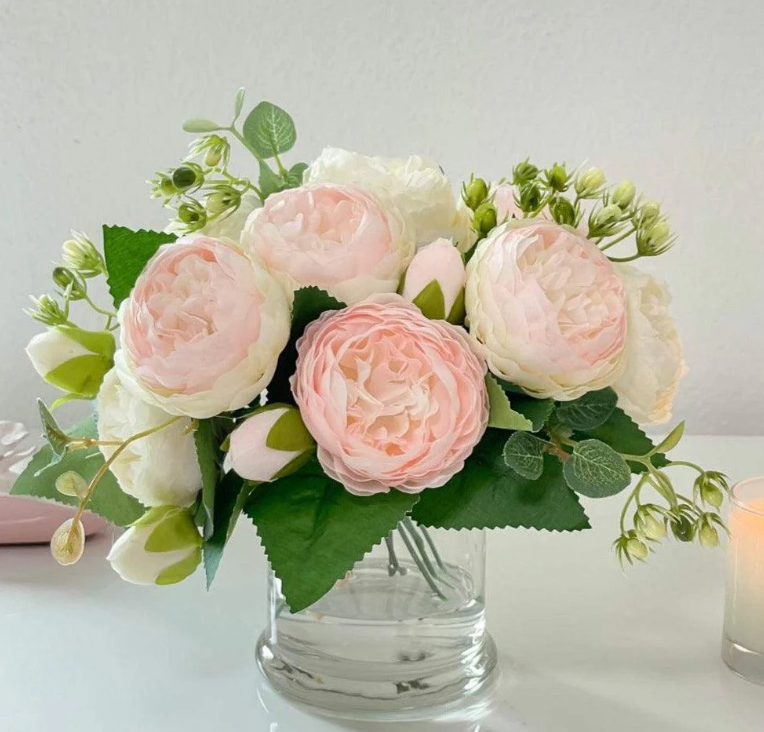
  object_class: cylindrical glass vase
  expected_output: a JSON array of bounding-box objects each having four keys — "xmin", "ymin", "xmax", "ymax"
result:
[{"xmin": 256, "ymin": 521, "xmax": 498, "ymax": 720}]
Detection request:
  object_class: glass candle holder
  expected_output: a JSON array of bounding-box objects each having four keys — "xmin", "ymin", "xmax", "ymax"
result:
[{"xmin": 723, "ymin": 476, "xmax": 764, "ymax": 684}]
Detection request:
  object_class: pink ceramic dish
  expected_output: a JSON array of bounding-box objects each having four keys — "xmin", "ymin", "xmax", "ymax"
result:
[{"xmin": 0, "ymin": 494, "xmax": 106, "ymax": 545}]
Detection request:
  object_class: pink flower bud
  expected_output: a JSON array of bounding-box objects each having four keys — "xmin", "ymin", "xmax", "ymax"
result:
[{"xmin": 401, "ymin": 239, "xmax": 465, "ymax": 321}]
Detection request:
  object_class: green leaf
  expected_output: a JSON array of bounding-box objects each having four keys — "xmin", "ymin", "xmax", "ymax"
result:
[
  {"xmin": 265, "ymin": 407, "xmax": 315, "ymax": 452},
  {"xmin": 411, "ymin": 280, "xmax": 446, "ymax": 320},
  {"xmin": 244, "ymin": 459, "xmax": 419, "ymax": 612},
  {"xmin": 411, "ymin": 429, "xmax": 590, "ymax": 532},
  {"xmin": 242, "ymin": 101, "xmax": 296, "ymax": 159},
  {"xmin": 156, "ymin": 547, "xmax": 202, "ymax": 586},
  {"xmin": 563, "ymin": 439, "xmax": 632, "ymax": 498},
  {"xmin": 232, "ymin": 88, "xmax": 245, "ymax": 123},
  {"xmin": 145, "ymin": 508, "xmax": 201, "ymax": 552},
  {"xmin": 555, "ymin": 388, "xmax": 617, "ymax": 431},
  {"xmin": 102, "ymin": 226, "xmax": 176, "ymax": 307},
  {"xmin": 285, "ymin": 162, "xmax": 308, "ymax": 187},
  {"xmin": 652, "ymin": 420, "xmax": 685, "ymax": 455},
  {"xmin": 37, "ymin": 399, "xmax": 70, "ymax": 458},
  {"xmin": 503, "ymin": 431, "xmax": 546, "ymax": 480},
  {"xmin": 10, "ymin": 415, "xmax": 145, "ymax": 526},
  {"xmin": 485, "ymin": 375, "xmax": 533, "ymax": 431},
  {"xmin": 258, "ymin": 160, "xmax": 283, "ymax": 199},
  {"xmin": 267, "ymin": 287, "xmax": 346, "ymax": 403},
  {"xmin": 203, "ymin": 471, "xmax": 255, "ymax": 589},
  {"xmin": 194, "ymin": 419, "xmax": 221, "ymax": 540},
  {"xmin": 574, "ymin": 407, "xmax": 665, "ymax": 473},
  {"xmin": 508, "ymin": 394, "xmax": 554, "ymax": 432},
  {"xmin": 182, "ymin": 118, "xmax": 224, "ymax": 133},
  {"xmin": 446, "ymin": 288, "xmax": 466, "ymax": 324}
]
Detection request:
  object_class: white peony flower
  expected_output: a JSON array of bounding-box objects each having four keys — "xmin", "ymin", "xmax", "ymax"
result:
[
  {"xmin": 107, "ymin": 506, "xmax": 201, "ymax": 585},
  {"xmin": 305, "ymin": 147, "xmax": 470, "ymax": 249},
  {"xmin": 613, "ymin": 264, "xmax": 687, "ymax": 425},
  {"xmin": 97, "ymin": 368, "xmax": 201, "ymax": 507}
]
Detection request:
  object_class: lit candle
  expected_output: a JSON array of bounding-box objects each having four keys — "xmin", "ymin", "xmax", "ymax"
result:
[{"xmin": 723, "ymin": 476, "xmax": 764, "ymax": 684}]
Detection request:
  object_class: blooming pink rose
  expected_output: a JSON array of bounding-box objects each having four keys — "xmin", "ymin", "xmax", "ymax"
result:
[
  {"xmin": 116, "ymin": 237, "xmax": 290, "ymax": 418},
  {"xmin": 401, "ymin": 238, "xmax": 465, "ymax": 320},
  {"xmin": 465, "ymin": 221, "xmax": 627, "ymax": 400},
  {"xmin": 242, "ymin": 184, "xmax": 414, "ymax": 304},
  {"xmin": 292, "ymin": 295, "xmax": 488, "ymax": 496}
]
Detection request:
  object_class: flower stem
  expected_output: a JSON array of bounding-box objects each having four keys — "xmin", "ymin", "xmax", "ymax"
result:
[
  {"xmin": 397, "ymin": 525, "xmax": 446, "ymax": 600},
  {"xmin": 384, "ymin": 533, "xmax": 405, "ymax": 576},
  {"xmin": 600, "ymin": 227, "xmax": 636, "ymax": 251}
]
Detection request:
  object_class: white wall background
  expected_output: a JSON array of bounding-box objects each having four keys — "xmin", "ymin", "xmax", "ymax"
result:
[{"xmin": 1, "ymin": 0, "xmax": 762, "ymax": 434}]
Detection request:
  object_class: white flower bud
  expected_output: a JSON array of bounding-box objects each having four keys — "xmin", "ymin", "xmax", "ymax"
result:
[
  {"xmin": 224, "ymin": 405, "xmax": 315, "ymax": 482},
  {"xmin": 61, "ymin": 232, "xmax": 105, "ymax": 278},
  {"xmin": 575, "ymin": 167, "xmax": 606, "ymax": 196},
  {"xmin": 26, "ymin": 326, "xmax": 115, "ymax": 399},
  {"xmin": 612, "ymin": 181, "xmax": 636, "ymax": 209},
  {"xmin": 107, "ymin": 507, "xmax": 202, "ymax": 585}
]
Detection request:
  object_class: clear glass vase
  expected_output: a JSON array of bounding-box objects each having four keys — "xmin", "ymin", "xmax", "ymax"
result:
[{"xmin": 256, "ymin": 520, "xmax": 498, "ymax": 721}]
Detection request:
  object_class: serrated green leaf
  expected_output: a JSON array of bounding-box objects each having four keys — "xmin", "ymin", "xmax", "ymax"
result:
[
  {"xmin": 203, "ymin": 471, "xmax": 255, "ymax": 589},
  {"xmin": 563, "ymin": 439, "xmax": 632, "ymax": 498},
  {"xmin": 267, "ymin": 287, "xmax": 346, "ymax": 403},
  {"xmin": 503, "ymin": 431, "xmax": 546, "ymax": 480},
  {"xmin": 411, "ymin": 280, "xmax": 446, "ymax": 320},
  {"xmin": 242, "ymin": 101, "xmax": 296, "ymax": 159},
  {"xmin": 258, "ymin": 160, "xmax": 283, "ymax": 199},
  {"xmin": 486, "ymin": 375, "xmax": 534, "ymax": 431},
  {"xmin": 182, "ymin": 118, "xmax": 224, "ymax": 133},
  {"xmin": 37, "ymin": 399, "xmax": 70, "ymax": 458},
  {"xmin": 194, "ymin": 419, "xmax": 221, "ymax": 540},
  {"xmin": 652, "ymin": 421, "xmax": 685, "ymax": 455},
  {"xmin": 10, "ymin": 415, "xmax": 144, "ymax": 526},
  {"xmin": 245, "ymin": 459, "xmax": 419, "ymax": 612},
  {"xmin": 411, "ymin": 429, "xmax": 590, "ymax": 532},
  {"xmin": 573, "ymin": 407, "xmax": 666, "ymax": 473},
  {"xmin": 508, "ymin": 394, "xmax": 554, "ymax": 432},
  {"xmin": 102, "ymin": 225, "xmax": 176, "ymax": 307},
  {"xmin": 555, "ymin": 388, "xmax": 617, "ymax": 431}
]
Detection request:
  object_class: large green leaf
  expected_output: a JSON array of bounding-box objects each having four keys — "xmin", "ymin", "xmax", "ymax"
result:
[
  {"xmin": 244, "ymin": 459, "xmax": 419, "ymax": 612},
  {"xmin": 242, "ymin": 101, "xmax": 296, "ymax": 159},
  {"xmin": 266, "ymin": 287, "xmax": 345, "ymax": 403},
  {"xmin": 562, "ymin": 439, "xmax": 632, "ymax": 498},
  {"xmin": 10, "ymin": 415, "xmax": 144, "ymax": 526},
  {"xmin": 411, "ymin": 429, "xmax": 590, "ymax": 532},
  {"xmin": 574, "ymin": 407, "xmax": 666, "ymax": 472},
  {"xmin": 555, "ymin": 388, "xmax": 617, "ymax": 431},
  {"xmin": 102, "ymin": 225, "xmax": 176, "ymax": 307},
  {"xmin": 193, "ymin": 419, "xmax": 222, "ymax": 541}
]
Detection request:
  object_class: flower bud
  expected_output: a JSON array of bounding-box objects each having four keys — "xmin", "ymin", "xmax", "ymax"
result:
[
  {"xmin": 549, "ymin": 197, "xmax": 576, "ymax": 226},
  {"xmin": 26, "ymin": 294, "xmax": 68, "ymax": 327},
  {"xmin": 224, "ymin": 405, "xmax": 315, "ymax": 482},
  {"xmin": 205, "ymin": 185, "xmax": 242, "ymax": 218},
  {"xmin": 472, "ymin": 201, "xmax": 498, "ymax": 236},
  {"xmin": 171, "ymin": 164, "xmax": 204, "ymax": 192},
  {"xmin": 52, "ymin": 266, "xmax": 86, "ymax": 301},
  {"xmin": 511, "ymin": 160, "xmax": 539, "ymax": 186},
  {"xmin": 637, "ymin": 220, "xmax": 674, "ymax": 256},
  {"xmin": 699, "ymin": 522, "xmax": 719, "ymax": 548},
  {"xmin": 593, "ymin": 204, "xmax": 622, "ymax": 228},
  {"xmin": 204, "ymin": 148, "xmax": 222, "ymax": 167},
  {"xmin": 639, "ymin": 201, "xmax": 661, "ymax": 225},
  {"xmin": 150, "ymin": 172, "xmax": 177, "ymax": 199},
  {"xmin": 575, "ymin": 167, "xmax": 606, "ymax": 196},
  {"xmin": 670, "ymin": 514, "xmax": 695, "ymax": 542},
  {"xmin": 56, "ymin": 471, "xmax": 89, "ymax": 500},
  {"xmin": 635, "ymin": 506, "xmax": 666, "ymax": 541},
  {"xmin": 612, "ymin": 180, "xmax": 636, "ymax": 209},
  {"xmin": 462, "ymin": 177, "xmax": 489, "ymax": 211},
  {"xmin": 625, "ymin": 536, "xmax": 649, "ymax": 561},
  {"xmin": 26, "ymin": 325, "xmax": 115, "ymax": 399},
  {"xmin": 517, "ymin": 183, "xmax": 542, "ymax": 213},
  {"xmin": 402, "ymin": 239, "xmax": 466, "ymax": 322},
  {"xmin": 177, "ymin": 201, "xmax": 207, "ymax": 231},
  {"xmin": 545, "ymin": 164, "xmax": 569, "ymax": 192},
  {"xmin": 51, "ymin": 518, "xmax": 85, "ymax": 566},
  {"xmin": 107, "ymin": 506, "xmax": 202, "ymax": 585},
  {"xmin": 61, "ymin": 232, "xmax": 105, "ymax": 278}
]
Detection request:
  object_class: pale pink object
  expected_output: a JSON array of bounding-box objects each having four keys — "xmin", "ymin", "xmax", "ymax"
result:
[
  {"xmin": 292, "ymin": 294, "xmax": 488, "ymax": 496},
  {"xmin": 491, "ymin": 183, "xmax": 523, "ymax": 221},
  {"xmin": 401, "ymin": 238, "xmax": 465, "ymax": 317},
  {"xmin": 0, "ymin": 495, "xmax": 105, "ymax": 545},
  {"xmin": 116, "ymin": 236, "xmax": 290, "ymax": 418},
  {"xmin": 465, "ymin": 220, "xmax": 628, "ymax": 400},
  {"xmin": 242, "ymin": 184, "xmax": 414, "ymax": 305}
]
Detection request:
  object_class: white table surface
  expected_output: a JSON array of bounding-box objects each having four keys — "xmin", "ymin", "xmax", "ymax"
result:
[{"xmin": 2, "ymin": 435, "xmax": 764, "ymax": 732}]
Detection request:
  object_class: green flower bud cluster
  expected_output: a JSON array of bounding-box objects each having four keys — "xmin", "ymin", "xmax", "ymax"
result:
[
  {"xmin": 462, "ymin": 176, "xmax": 489, "ymax": 211},
  {"xmin": 25, "ymin": 294, "xmax": 70, "ymax": 327},
  {"xmin": 61, "ymin": 232, "xmax": 106, "ymax": 279}
]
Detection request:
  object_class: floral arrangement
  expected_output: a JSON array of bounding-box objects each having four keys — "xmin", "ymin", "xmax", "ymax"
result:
[{"xmin": 12, "ymin": 90, "xmax": 728, "ymax": 611}]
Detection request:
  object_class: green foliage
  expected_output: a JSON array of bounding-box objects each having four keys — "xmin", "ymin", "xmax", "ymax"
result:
[
  {"xmin": 266, "ymin": 408, "xmax": 315, "ymax": 452},
  {"xmin": 554, "ymin": 388, "xmax": 617, "ymax": 431},
  {"xmin": 242, "ymin": 101, "xmax": 296, "ymax": 159},
  {"xmin": 244, "ymin": 459, "xmax": 419, "ymax": 612},
  {"xmin": 485, "ymin": 375, "xmax": 534, "ymax": 431},
  {"xmin": 10, "ymin": 415, "xmax": 144, "ymax": 526},
  {"xmin": 285, "ymin": 162, "xmax": 308, "ymax": 187},
  {"xmin": 37, "ymin": 399, "xmax": 70, "ymax": 459},
  {"xmin": 258, "ymin": 160, "xmax": 283, "ymax": 198},
  {"xmin": 267, "ymin": 287, "xmax": 346, "ymax": 403},
  {"xmin": 102, "ymin": 226, "xmax": 176, "ymax": 307},
  {"xmin": 182, "ymin": 119, "xmax": 224, "ymax": 133},
  {"xmin": 503, "ymin": 431, "xmax": 546, "ymax": 480},
  {"xmin": 563, "ymin": 439, "xmax": 632, "ymax": 498},
  {"xmin": 653, "ymin": 420, "xmax": 685, "ymax": 454},
  {"xmin": 194, "ymin": 419, "xmax": 222, "ymax": 540},
  {"xmin": 506, "ymin": 392, "xmax": 554, "ymax": 433},
  {"xmin": 411, "ymin": 280, "xmax": 446, "ymax": 320},
  {"xmin": 411, "ymin": 429, "xmax": 590, "ymax": 532}
]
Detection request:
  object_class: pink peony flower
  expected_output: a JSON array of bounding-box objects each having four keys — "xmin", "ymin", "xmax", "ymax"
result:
[
  {"xmin": 401, "ymin": 238, "xmax": 466, "ymax": 320},
  {"xmin": 116, "ymin": 236, "xmax": 290, "ymax": 418},
  {"xmin": 242, "ymin": 184, "xmax": 414, "ymax": 304},
  {"xmin": 292, "ymin": 295, "xmax": 488, "ymax": 496},
  {"xmin": 465, "ymin": 221, "xmax": 627, "ymax": 400}
]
